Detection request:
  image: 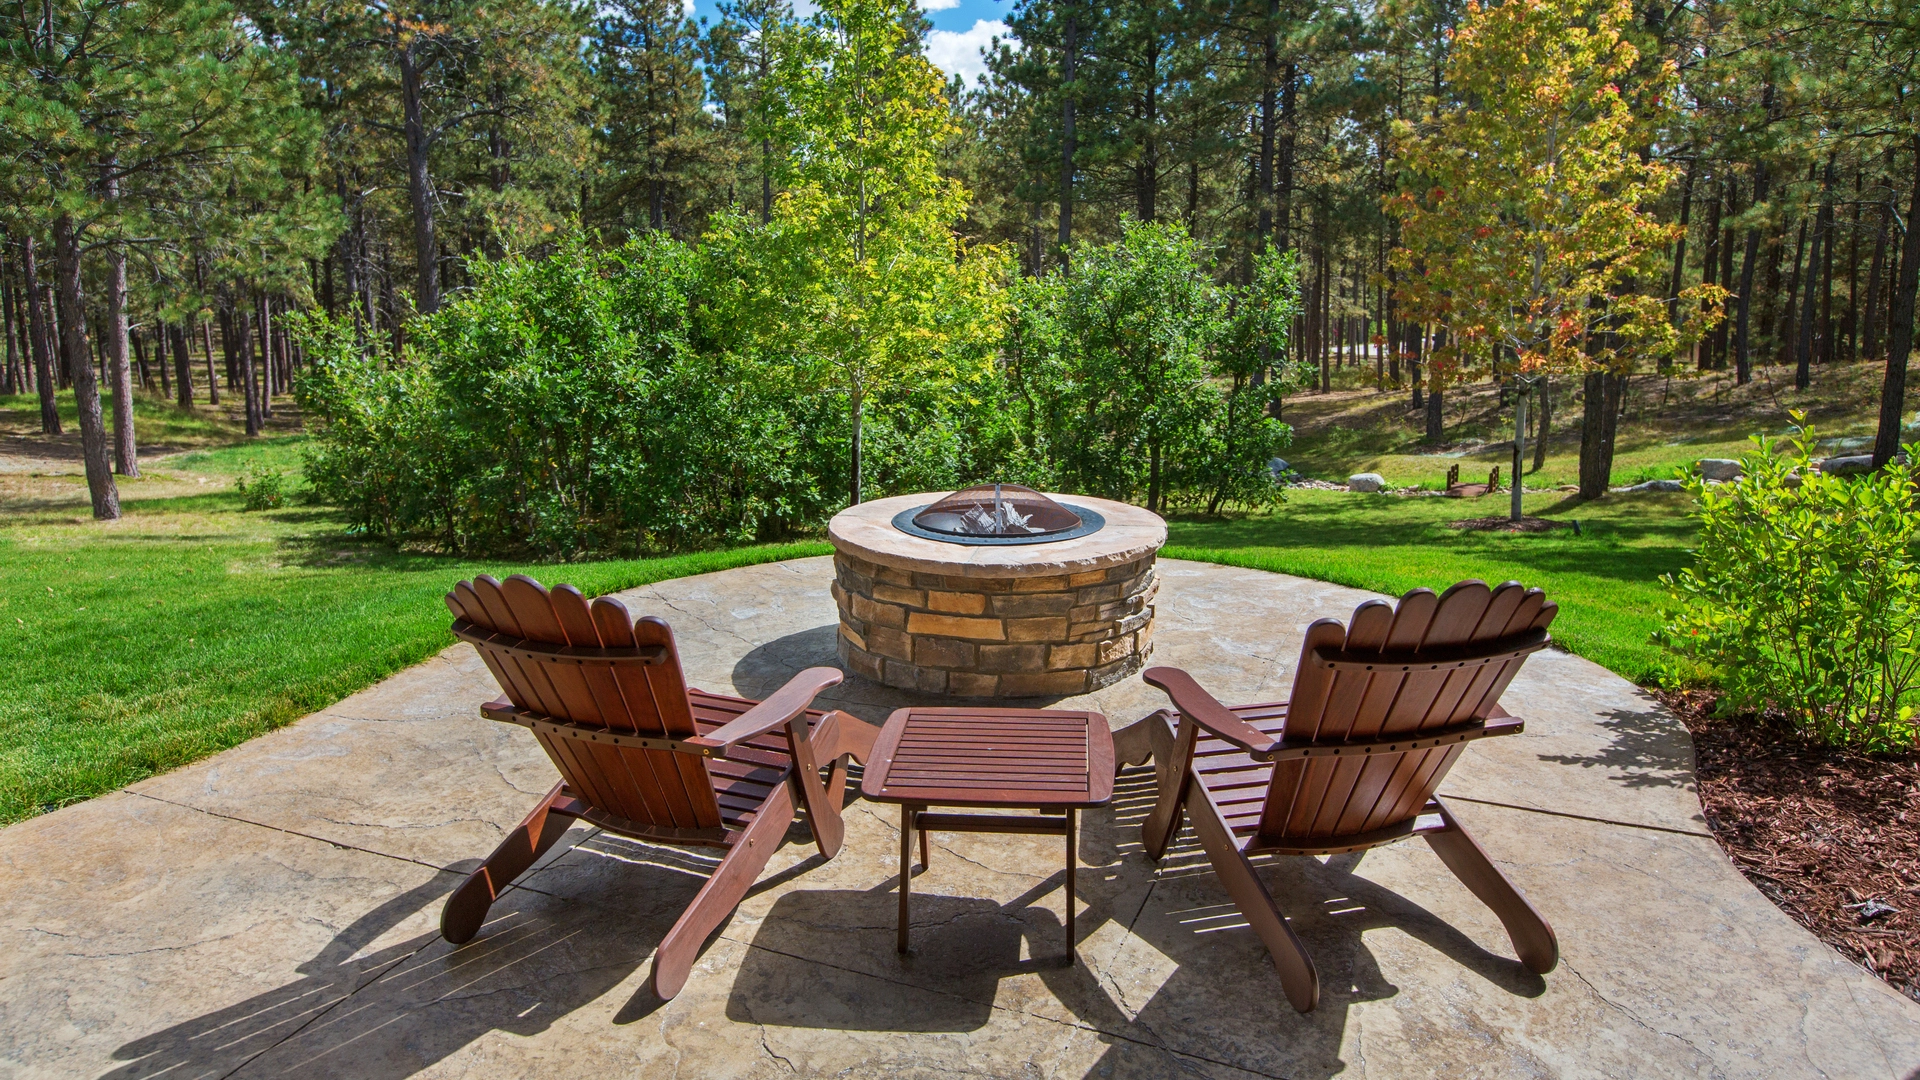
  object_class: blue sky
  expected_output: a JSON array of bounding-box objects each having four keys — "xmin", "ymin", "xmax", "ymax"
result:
[{"xmin": 684, "ymin": 0, "xmax": 1018, "ymax": 89}]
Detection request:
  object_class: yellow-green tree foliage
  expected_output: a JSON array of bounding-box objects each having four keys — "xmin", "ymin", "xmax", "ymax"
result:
[
  {"xmin": 1388, "ymin": 0, "xmax": 1722, "ymax": 387},
  {"xmin": 709, "ymin": 0, "xmax": 1007, "ymax": 505}
]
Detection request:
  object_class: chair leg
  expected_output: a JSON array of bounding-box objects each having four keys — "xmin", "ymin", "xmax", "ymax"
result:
[
  {"xmin": 1137, "ymin": 710, "xmax": 1189, "ymax": 861},
  {"xmin": 649, "ymin": 782, "xmax": 797, "ymax": 1000},
  {"xmin": 795, "ymin": 710, "xmax": 871, "ymax": 861},
  {"xmin": 1187, "ymin": 782, "xmax": 1320, "ymax": 1013},
  {"xmin": 442, "ymin": 781, "xmax": 575, "ymax": 945},
  {"xmin": 1423, "ymin": 799, "xmax": 1558, "ymax": 975}
]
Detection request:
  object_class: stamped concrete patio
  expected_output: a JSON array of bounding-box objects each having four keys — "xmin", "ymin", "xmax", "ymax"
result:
[{"xmin": 4, "ymin": 557, "xmax": 1917, "ymax": 1079}]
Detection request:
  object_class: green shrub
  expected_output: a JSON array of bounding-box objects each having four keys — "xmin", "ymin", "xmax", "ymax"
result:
[
  {"xmin": 1660, "ymin": 417, "xmax": 1920, "ymax": 751},
  {"xmin": 234, "ymin": 464, "xmax": 288, "ymax": 511}
]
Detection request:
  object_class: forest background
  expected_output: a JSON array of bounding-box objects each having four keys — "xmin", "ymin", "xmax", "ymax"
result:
[{"xmin": 0, "ymin": 0, "xmax": 1915, "ymax": 554}]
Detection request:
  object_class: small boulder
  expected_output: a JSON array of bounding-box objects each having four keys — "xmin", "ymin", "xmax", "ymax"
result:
[
  {"xmin": 1618, "ymin": 478, "xmax": 1685, "ymax": 493},
  {"xmin": 1821, "ymin": 454, "xmax": 1876, "ymax": 476},
  {"xmin": 1697, "ymin": 458, "xmax": 1742, "ymax": 482},
  {"xmin": 1268, "ymin": 457, "xmax": 1294, "ymax": 483},
  {"xmin": 1347, "ymin": 473, "xmax": 1387, "ymax": 493}
]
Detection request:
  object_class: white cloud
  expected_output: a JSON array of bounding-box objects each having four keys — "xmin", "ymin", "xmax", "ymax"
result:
[
  {"xmin": 925, "ymin": 19, "xmax": 1008, "ymax": 89},
  {"xmin": 919, "ymin": 0, "xmax": 961, "ymax": 10}
]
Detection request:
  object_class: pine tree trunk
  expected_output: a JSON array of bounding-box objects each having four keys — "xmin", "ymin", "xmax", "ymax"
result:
[
  {"xmin": 22, "ymin": 237, "xmax": 60, "ymax": 434},
  {"xmin": 53, "ymin": 214, "xmax": 119, "ymax": 519},
  {"xmin": 200, "ymin": 319, "xmax": 219, "ymax": 406},
  {"xmin": 1864, "ymin": 186, "xmax": 1889, "ymax": 361},
  {"xmin": 1733, "ymin": 161, "xmax": 1769, "ymax": 384},
  {"xmin": 1872, "ymin": 133, "xmax": 1920, "ymax": 468},
  {"xmin": 156, "ymin": 325, "xmax": 170, "ymax": 400},
  {"xmin": 1, "ymin": 249, "xmax": 16, "ymax": 396},
  {"xmin": 1057, "ymin": 9, "xmax": 1076, "ymax": 254},
  {"xmin": 172, "ymin": 321, "xmax": 193, "ymax": 406},
  {"xmin": 105, "ymin": 239, "xmax": 138, "ymax": 477},
  {"xmin": 258, "ymin": 292, "xmax": 274, "ymax": 417},
  {"xmin": 240, "ymin": 301, "xmax": 260, "ymax": 437},
  {"xmin": 399, "ymin": 37, "xmax": 440, "ymax": 315}
]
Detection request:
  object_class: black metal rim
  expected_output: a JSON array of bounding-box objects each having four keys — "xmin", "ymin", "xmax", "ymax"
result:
[{"xmin": 890, "ymin": 503, "xmax": 1106, "ymax": 546}]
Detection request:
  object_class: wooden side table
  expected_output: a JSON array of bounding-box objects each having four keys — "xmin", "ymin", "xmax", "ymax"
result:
[{"xmin": 860, "ymin": 706, "xmax": 1115, "ymax": 962}]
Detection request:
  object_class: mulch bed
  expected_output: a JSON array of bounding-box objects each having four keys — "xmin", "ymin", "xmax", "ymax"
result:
[
  {"xmin": 1444, "ymin": 515, "xmax": 1570, "ymax": 533},
  {"xmin": 1659, "ymin": 688, "xmax": 1920, "ymax": 1002}
]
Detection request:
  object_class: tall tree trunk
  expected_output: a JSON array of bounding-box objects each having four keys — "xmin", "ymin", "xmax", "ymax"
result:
[
  {"xmin": 1845, "ymin": 168, "xmax": 1863, "ymax": 360},
  {"xmin": 52, "ymin": 215, "xmax": 119, "ymax": 519},
  {"xmin": 1533, "ymin": 375, "xmax": 1551, "ymax": 471},
  {"xmin": 1796, "ymin": 162, "xmax": 1833, "ymax": 390},
  {"xmin": 1276, "ymin": 63, "xmax": 1296, "ymax": 245},
  {"xmin": 1667, "ymin": 157, "xmax": 1696, "ymax": 327},
  {"xmin": 1255, "ymin": 0, "xmax": 1276, "ymax": 253},
  {"xmin": 154, "ymin": 325, "xmax": 169, "ymax": 399},
  {"xmin": 399, "ymin": 38, "xmax": 439, "ymax": 315},
  {"xmin": 1733, "ymin": 160, "xmax": 1769, "ymax": 384},
  {"xmin": 1714, "ymin": 185, "xmax": 1736, "ymax": 368},
  {"xmin": 22, "ymin": 237, "xmax": 60, "ymax": 434},
  {"xmin": 1818, "ymin": 159, "xmax": 1838, "ymax": 367},
  {"xmin": 1057, "ymin": 9, "xmax": 1077, "ymax": 255},
  {"xmin": 1424, "ymin": 328, "xmax": 1446, "ymax": 442},
  {"xmin": 1510, "ymin": 382, "xmax": 1528, "ymax": 523},
  {"xmin": 848, "ymin": 389, "xmax": 863, "ymax": 506},
  {"xmin": 105, "ymin": 231, "xmax": 138, "ymax": 477},
  {"xmin": 1136, "ymin": 39, "xmax": 1159, "ymax": 223},
  {"xmin": 171, "ymin": 321, "xmax": 192, "ymax": 406},
  {"xmin": 1, "ymin": 249, "xmax": 17, "ymax": 396},
  {"xmin": 1577, "ymin": 371, "xmax": 1621, "ymax": 500},
  {"xmin": 200, "ymin": 319, "xmax": 218, "ymax": 405},
  {"xmin": 1696, "ymin": 178, "xmax": 1721, "ymax": 371},
  {"xmin": 240, "ymin": 298, "xmax": 260, "ymax": 437},
  {"xmin": 258, "ymin": 292, "xmax": 275, "ymax": 417},
  {"xmin": 1864, "ymin": 183, "xmax": 1890, "ymax": 361},
  {"xmin": 1873, "ymin": 134, "xmax": 1920, "ymax": 468}
]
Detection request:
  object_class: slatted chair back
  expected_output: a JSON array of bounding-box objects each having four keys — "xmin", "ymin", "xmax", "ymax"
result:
[
  {"xmin": 445, "ymin": 573, "xmax": 725, "ymax": 832},
  {"xmin": 1261, "ymin": 580, "xmax": 1556, "ymax": 842}
]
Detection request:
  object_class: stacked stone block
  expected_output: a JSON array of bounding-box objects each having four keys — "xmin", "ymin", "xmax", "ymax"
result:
[{"xmin": 832, "ymin": 552, "xmax": 1157, "ymax": 698}]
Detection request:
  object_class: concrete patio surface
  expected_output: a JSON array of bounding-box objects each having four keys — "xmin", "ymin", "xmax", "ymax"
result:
[{"xmin": 4, "ymin": 557, "xmax": 1917, "ymax": 1079}]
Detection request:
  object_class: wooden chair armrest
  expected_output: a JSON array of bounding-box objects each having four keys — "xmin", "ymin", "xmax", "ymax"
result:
[
  {"xmin": 683, "ymin": 666, "xmax": 844, "ymax": 754},
  {"xmin": 1143, "ymin": 667, "xmax": 1283, "ymax": 760}
]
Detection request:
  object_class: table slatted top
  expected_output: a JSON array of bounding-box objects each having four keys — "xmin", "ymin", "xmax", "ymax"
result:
[{"xmin": 860, "ymin": 708, "xmax": 1115, "ymax": 808}]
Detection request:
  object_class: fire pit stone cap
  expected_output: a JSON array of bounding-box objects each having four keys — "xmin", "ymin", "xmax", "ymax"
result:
[{"xmin": 829, "ymin": 492, "xmax": 1166, "ymax": 579}]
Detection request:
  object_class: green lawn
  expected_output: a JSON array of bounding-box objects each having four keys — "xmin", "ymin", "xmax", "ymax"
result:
[
  {"xmin": 0, "ymin": 469, "xmax": 830, "ymax": 823},
  {"xmin": 1, "ymin": 388, "xmax": 1713, "ymax": 825},
  {"xmin": 1164, "ymin": 489, "xmax": 1695, "ymax": 686}
]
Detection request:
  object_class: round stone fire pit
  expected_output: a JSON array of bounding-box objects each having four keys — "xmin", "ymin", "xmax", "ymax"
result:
[{"xmin": 828, "ymin": 492, "xmax": 1167, "ymax": 697}]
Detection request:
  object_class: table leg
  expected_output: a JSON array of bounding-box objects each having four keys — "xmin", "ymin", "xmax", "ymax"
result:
[
  {"xmin": 898, "ymin": 803, "xmax": 914, "ymax": 954},
  {"xmin": 1065, "ymin": 807, "xmax": 1077, "ymax": 963},
  {"xmin": 919, "ymin": 823, "xmax": 930, "ymax": 870}
]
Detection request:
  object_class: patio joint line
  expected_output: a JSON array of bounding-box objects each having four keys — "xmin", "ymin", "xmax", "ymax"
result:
[
  {"xmin": 719, "ymin": 935, "xmax": 1296, "ymax": 1080},
  {"xmin": 213, "ymin": 943, "xmax": 436, "ymax": 1080},
  {"xmin": 1436, "ymin": 792, "xmax": 1713, "ymax": 838}
]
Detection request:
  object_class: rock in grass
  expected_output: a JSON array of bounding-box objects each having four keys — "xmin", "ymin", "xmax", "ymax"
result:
[
  {"xmin": 1347, "ymin": 473, "xmax": 1387, "ymax": 493},
  {"xmin": 1820, "ymin": 454, "xmax": 1876, "ymax": 476},
  {"xmin": 1617, "ymin": 478, "xmax": 1685, "ymax": 493},
  {"xmin": 1697, "ymin": 458, "xmax": 1742, "ymax": 481}
]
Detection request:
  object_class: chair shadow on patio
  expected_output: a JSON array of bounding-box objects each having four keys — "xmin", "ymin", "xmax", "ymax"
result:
[
  {"xmin": 726, "ymin": 769, "xmax": 1549, "ymax": 1079},
  {"xmin": 100, "ymin": 836, "xmax": 726, "ymax": 1080}
]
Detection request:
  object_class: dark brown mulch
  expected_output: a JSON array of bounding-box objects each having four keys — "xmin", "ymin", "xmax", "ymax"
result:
[
  {"xmin": 1658, "ymin": 688, "xmax": 1920, "ymax": 1002},
  {"xmin": 1444, "ymin": 515, "xmax": 1569, "ymax": 533}
]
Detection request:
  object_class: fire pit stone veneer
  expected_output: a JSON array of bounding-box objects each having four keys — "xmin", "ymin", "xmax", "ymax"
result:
[{"xmin": 828, "ymin": 492, "xmax": 1167, "ymax": 698}]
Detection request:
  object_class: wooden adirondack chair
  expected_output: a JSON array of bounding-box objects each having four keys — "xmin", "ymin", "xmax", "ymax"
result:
[
  {"xmin": 1116, "ymin": 579, "xmax": 1560, "ymax": 1013},
  {"xmin": 440, "ymin": 573, "xmax": 875, "ymax": 1000}
]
